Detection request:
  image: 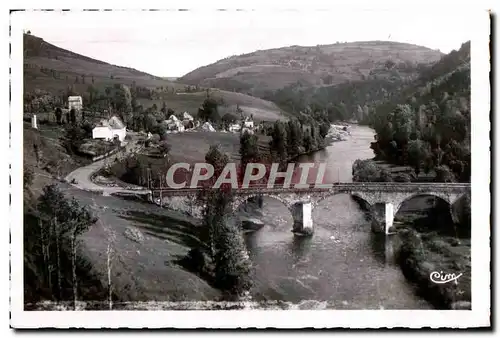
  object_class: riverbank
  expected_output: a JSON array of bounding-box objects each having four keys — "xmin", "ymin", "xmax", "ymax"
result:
[
  {"xmin": 397, "ymin": 228, "xmax": 471, "ymax": 309},
  {"xmin": 351, "ymin": 155, "xmax": 471, "ymax": 310}
]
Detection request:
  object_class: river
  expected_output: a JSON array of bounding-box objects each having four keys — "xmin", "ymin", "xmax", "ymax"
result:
[{"xmin": 241, "ymin": 125, "xmax": 432, "ymax": 309}]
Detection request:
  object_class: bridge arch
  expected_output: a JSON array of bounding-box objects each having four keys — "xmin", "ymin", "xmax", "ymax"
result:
[
  {"xmin": 232, "ymin": 194, "xmax": 294, "ymax": 214},
  {"xmin": 311, "ymin": 191, "xmax": 372, "ymax": 211},
  {"xmin": 393, "ymin": 191, "xmax": 466, "ymax": 217},
  {"xmin": 393, "ymin": 193, "xmax": 461, "ymax": 234}
]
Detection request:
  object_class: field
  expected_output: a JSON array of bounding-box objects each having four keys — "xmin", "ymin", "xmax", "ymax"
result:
[
  {"xmin": 138, "ymin": 89, "xmax": 288, "ymax": 122},
  {"xmin": 166, "ymin": 131, "xmax": 271, "ymax": 164}
]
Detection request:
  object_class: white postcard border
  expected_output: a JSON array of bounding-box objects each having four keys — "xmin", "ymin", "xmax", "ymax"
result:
[{"xmin": 9, "ymin": 4, "xmax": 491, "ymax": 329}]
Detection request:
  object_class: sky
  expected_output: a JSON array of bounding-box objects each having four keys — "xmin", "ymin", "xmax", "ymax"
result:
[{"xmin": 18, "ymin": 9, "xmax": 474, "ymax": 77}]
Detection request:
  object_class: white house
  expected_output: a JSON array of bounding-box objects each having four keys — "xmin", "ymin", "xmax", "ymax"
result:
[
  {"xmin": 228, "ymin": 123, "xmax": 241, "ymax": 133},
  {"xmin": 92, "ymin": 115, "xmax": 127, "ymax": 142},
  {"xmin": 182, "ymin": 112, "xmax": 194, "ymax": 121},
  {"xmin": 243, "ymin": 117, "xmax": 254, "ymax": 129},
  {"xmin": 172, "ymin": 120, "xmax": 185, "ymax": 132},
  {"xmin": 241, "ymin": 126, "xmax": 254, "ymax": 135},
  {"xmin": 164, "ymin": 115, "xmax": 185, "ymax": 132},
  {"xmin": 201, "ymin": 121, "xmax": 216, "ymax": 132},
  {"xmin": 68, "ymin": 96, "xmax": 83, "ymax": 111}
]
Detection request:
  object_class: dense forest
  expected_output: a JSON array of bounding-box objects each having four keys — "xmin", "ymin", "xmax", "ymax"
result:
[{"xmin": 369, "ymin": 41, "xmax": 471, "ymax": 183}]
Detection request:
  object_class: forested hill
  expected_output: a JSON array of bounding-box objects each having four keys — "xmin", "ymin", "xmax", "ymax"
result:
[{"xmin": 369, "ymin": 41, "xmax": 471, "ymax": 183}]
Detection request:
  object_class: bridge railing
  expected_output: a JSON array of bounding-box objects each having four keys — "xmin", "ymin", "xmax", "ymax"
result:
[{"xmin": 150, "ymin": 182, "xmax": 471, "ymax": 194}]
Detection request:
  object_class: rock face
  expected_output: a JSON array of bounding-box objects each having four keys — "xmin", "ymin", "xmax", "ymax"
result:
[
  {"xmin": 241, "ymin": 217, "xmax": 265, "ymax": 232},
  {"xmin": 327, "ymin": 124, "xmax": 351, "ymax": 141}
]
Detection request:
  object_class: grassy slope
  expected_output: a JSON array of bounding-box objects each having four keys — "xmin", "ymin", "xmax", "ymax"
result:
[
  {"xmin": 138, "ymin": 89, "xmax": 288, "ymax": 122},
  {"xmin": 178, "ymin": 41, "xmax": 444, "ymax": 94},
  {"xmin": 24, "ymin": 33, "xmax": 287, "ymax": 121},
  {"xmin": 23, "ymin": 122, "xmax": 221, "ymax": 303},
  {"xmin": 57, "ymin": 183, "xmax": 221, "ymax": 303}
]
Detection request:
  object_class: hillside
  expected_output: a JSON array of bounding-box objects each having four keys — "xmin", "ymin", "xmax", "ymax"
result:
[
  {"xmin": 23, "ymin": 33, "xmax": 184, "ymax": 93},
  {"xmin": 178, "ymin": 41, "xmax": 444, "ymax": 97},
  {"xmin": 23, "ymin": 33, "xmax": 287, "ymax": 121},
  {"xmin": 369, "ymin": 41, "xmax": 471, "ymax": 183}
]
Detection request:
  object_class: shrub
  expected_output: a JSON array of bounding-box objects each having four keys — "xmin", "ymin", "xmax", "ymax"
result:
[
  {"xmin": 213, "ymin": 219, "xmax": 252, "ymax": 295},
  {"xmin": 394, "ymin": 173, "xmax": 412, "ymax": 182}
]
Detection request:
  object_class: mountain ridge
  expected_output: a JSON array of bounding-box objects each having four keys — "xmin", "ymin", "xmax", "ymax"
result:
[{"xmin": 177, "ymin": 40, "xmax": 444, "ymax": 97}]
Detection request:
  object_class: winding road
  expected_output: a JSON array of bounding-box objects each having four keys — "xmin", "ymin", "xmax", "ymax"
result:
[{"xmin": 64, "ymin": 132, "xmax": 152, "ymax": 196}]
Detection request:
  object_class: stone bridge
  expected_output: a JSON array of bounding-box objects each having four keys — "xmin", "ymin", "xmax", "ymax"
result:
[{"xmin": 150, "ymin": 183, "xmax": 470, "ymax": 235}]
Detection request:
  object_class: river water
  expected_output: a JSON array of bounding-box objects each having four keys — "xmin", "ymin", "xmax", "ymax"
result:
[{"xmin": 241, "ymin": 125, "xmax": 431, "ymax": 309}]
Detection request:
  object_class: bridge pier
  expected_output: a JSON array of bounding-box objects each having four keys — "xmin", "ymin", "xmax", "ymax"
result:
[
  {"xmin": 371, "ymin": 202, "xmax": 395, "ymax": 235},
  {"xmin": 291, "ymin": 202, "xmax": 314, "ymax": 236}
]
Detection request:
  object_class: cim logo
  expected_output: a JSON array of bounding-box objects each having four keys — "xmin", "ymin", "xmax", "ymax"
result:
[{"xmin": 430, "ymin": 271, "xmax": 463, "ymax": 284}]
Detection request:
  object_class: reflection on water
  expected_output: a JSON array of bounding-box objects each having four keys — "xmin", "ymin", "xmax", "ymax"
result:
[{"xmin": 240, "ymin": 125, "xmax": 432, "ymax": 309}]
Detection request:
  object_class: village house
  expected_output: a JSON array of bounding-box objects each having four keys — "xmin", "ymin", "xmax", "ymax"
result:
[
  {"xmin": 164, "ymin": 115, "xmax": 185, "ymax": 132},
  {"xmin": 228, "ymin": 123, "xmax": 241, "ymax": 133},
  {"xmin": 92, "ymin": 115, "xmax": 127, "ymax": 142},
  {"xmin": 182, "ymin": 112, "xmax": 195, "ymax": 130},
  {"xmin": 68, "ymin": 96, "xmax": 83, "ymax": 111},
  {"xmin": 241, "ymin": 126, "xmax": 254, "ymax": 135},
  {"xmin": 243, "ymin": 116, "xmax": 254, "ymax": 129},
  {"xmin": 182, "ymin": 111, "xmax": 194, "ymax": 122}
]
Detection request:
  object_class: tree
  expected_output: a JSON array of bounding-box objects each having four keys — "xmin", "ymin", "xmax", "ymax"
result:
[
  {"xmin": 198, "ymin": 97, "xmax": 220, "ymax": 122},
  {"xmin": 434, "ymin": 165, "xmax": 456, "ymax": 183},
  {"xmin": 407, "ymin": 139, "xmax": 431, "ymax": 177},
  {"xmin": 196, "ymin": 146, "xmax": 252, "ymax": 295},
  {"xmin": 239, "ymin": 131, "xmax": 260, "ymax": 169},
  {"xmin": 36, "ymin": 185, "xmax": 97, "ymax": 303},
  {"xmin": 161, "ymin": 101, "xmax": 167, "ymax": 114},
  {"xmin": 286, "ymin": 120, "xmax": 302, "ymax": 158},
  {"xmin": 269, "ymin": 121, "xmax": 288, "ymax": 166},
  {"xmin": 61, "ymin": 125, "xmax": 88, "ymax": 154},
  {"xmin": 240, "ymin": 131, "xmax": 263, "ymax": 206},
  {"xmin": 55, "ymin": 107, "xmax": 62, "ymax": 125},
  {"xmin": 113, "ymin": 85, "xmax": 133, "ymax": 124},
  {"xmin": 65, "ymin": 198, "xmax": 97, "ymax": 308},
  {"xmin": 213, "ymin": 219, "xmax": 252, "ymax": 295},
  {"xmin": 24, "ymin": 165, "xmax": 34, "ymax": 189},
  {"xmin": 69, "ymin": 108, "xmax": 77, "ymax": 125},
  {"xmin": 158, "ymin": 140, "xmax": 171, "ymax": 158},
  {"xmin": 197, "ymin": 145, "xmax": 230, "ymax": 256}
]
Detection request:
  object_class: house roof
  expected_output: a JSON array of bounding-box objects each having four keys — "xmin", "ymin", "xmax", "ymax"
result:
[
  {"xmin": 94, "ymin": 115, "xmax": 125, "ymax": 130},
  {"xmin": 109, "ymin": 115, "xmax": 125, "ymax": 129}
]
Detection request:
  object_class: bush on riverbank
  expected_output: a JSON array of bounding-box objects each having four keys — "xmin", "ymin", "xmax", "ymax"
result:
[
  {"xmin": 352, "ymin": 159, "xmax": 393, "ymax": 182},
  {"xmin": 213, "ymin": 218, "xmax": 252, "ymax": 296},
  {"xmin": 397, "ymin": 228, "xmax": 471, "ymax": 309}
]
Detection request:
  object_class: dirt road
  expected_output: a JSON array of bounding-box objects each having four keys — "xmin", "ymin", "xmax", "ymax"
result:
[{"xmin": 64, "ymin": 133, "xmax": 151, "ymax": 196}]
